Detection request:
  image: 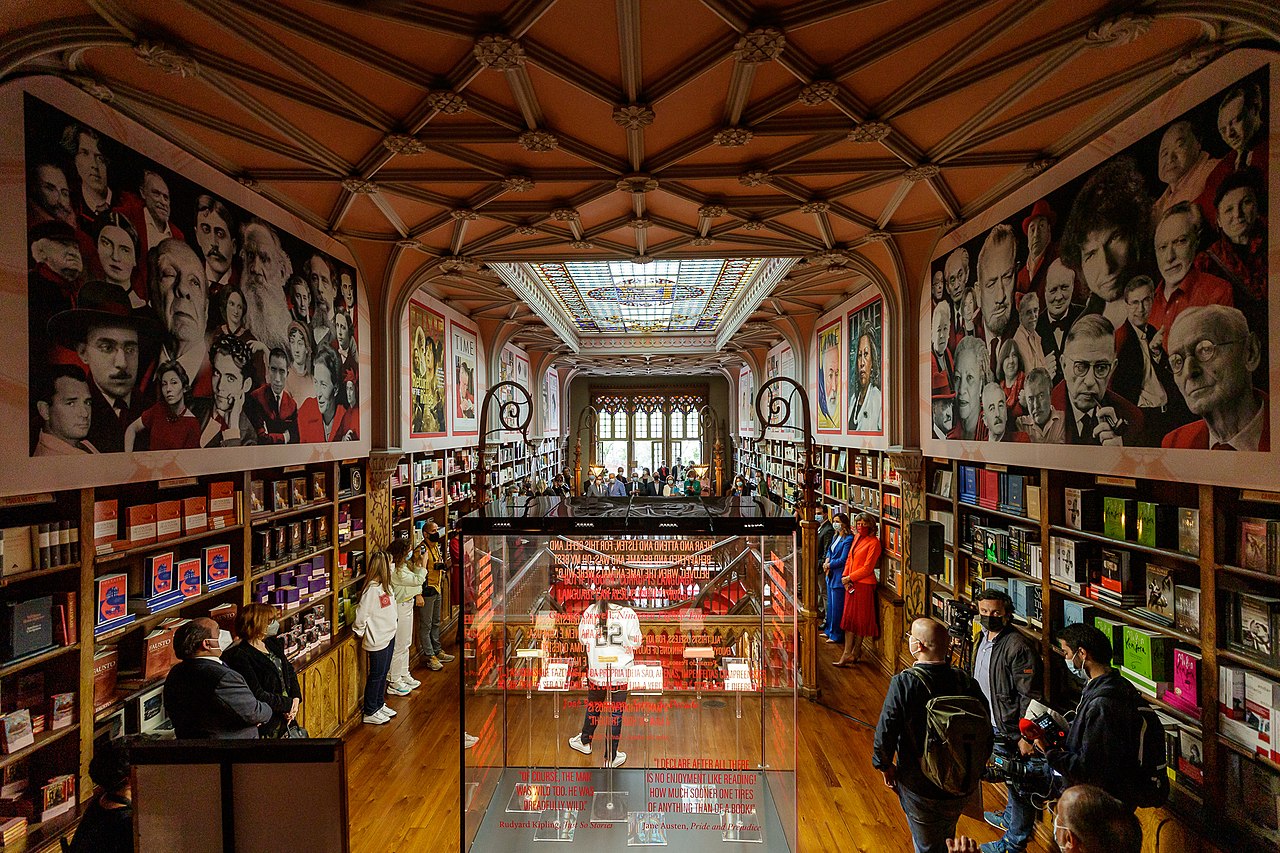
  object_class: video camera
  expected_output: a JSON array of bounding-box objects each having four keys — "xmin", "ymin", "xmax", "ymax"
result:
[
  {"xmin": 946, "ymin": 598, "xmax": 978, "ymax": 640},
  {"xmin": 984, "ymin": 700, "xmax": 1069, "ymax": 804}
]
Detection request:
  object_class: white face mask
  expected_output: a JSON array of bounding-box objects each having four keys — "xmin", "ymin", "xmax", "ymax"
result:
[
  {"xmin": 266, "ymin": 620, "xmax": 280, "ymax": 637},
  {"xmin": 218, "ymin": 629, "xmax": 232, "ymax": 652},
  {"xmin": 1065, "ymin": 650, "xmax": 1086, "ymax": 681}
]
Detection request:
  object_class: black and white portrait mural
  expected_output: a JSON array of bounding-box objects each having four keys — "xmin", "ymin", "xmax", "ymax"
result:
[
  {"xmin": 23, "ymin": 94, "xmax": 361, "ymax": 456},
  {"xmin": 924, "ymin": 53, "xmax": 1272, "ymax": 473}
]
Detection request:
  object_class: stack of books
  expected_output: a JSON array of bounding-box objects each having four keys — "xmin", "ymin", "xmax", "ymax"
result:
[
  {"xmin": 1088, "ymin": 549, "xmax": 1144, "ymax": 608},
  {"xmin": 0, "ymin": 817, "xmax": 26, "ymax": 848},
  {"xmin": 1135, "ymin": 564, "xmax": 1175, "ymax": 626}
]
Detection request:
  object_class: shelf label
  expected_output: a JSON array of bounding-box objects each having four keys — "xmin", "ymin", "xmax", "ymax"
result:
[
  {"xmin": 158, "ymin": 477, "xmax": 197, "ymax": 490},
  {"xmin": 0, "ymin": 492, "xmax": 54, "ymax": 507},
  {"xmin": 1241, "ymin": 489, "xmax": 1280, "ymax": 505},
  {"xmin": 1096, "ymin": 476, "xmax": 1137, "ymax": 489},
  {"xmin": 986, "ymin": 464, "xmax": 1007, "ymax": 473},
  {"xmin": 283, "ymin": 465, "xmax": 306, "ymax": 473}
]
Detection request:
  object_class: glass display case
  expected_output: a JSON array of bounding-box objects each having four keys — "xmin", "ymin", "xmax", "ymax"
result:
[{"xmin": 459, "ymin": 496, "xmax": 798, "ymax": 852}]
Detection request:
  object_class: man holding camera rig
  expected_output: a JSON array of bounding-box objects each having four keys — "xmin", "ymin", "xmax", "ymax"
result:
[
  {"xmin": 1032, "ymin": 623, "xmax": 1151, "ymax": 810},
  {"xmin": 968, "ymin": 590, "xmax": 1042, "ymax": 853}
]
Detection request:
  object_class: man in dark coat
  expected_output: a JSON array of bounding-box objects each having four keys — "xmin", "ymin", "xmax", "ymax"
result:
[{"xmin": 163, "ymin": 618, "xmax": 272, "ymax": 739}]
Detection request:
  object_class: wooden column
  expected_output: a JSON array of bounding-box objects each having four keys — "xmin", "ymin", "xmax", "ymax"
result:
[
  {"xmin": 891, "ymin": 448, "xmax": 927, "ymax": 636},
  {"xmin": 366, "ymin": 449, "xmax": 404, "ymax": 553},
  {"xmin": 798, "ymin": 506, "xmax": 819, "ymax": 700}
]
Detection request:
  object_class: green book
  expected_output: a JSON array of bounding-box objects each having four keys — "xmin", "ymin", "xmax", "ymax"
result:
[
  {"xmin": 1103, "ymin": 496, "xmax": 1137, "ymax": 541},
  {"xmin": 1121, "ymin": 624, "xmax": 1174, "ymax": 682},
  {"xmin": 1136, "ymin": 502, "xmax": 1157, "ymax": 548},
  {"xmin": 1095, "ymin": 615, "xmax": 1127, "ymax": 668}
]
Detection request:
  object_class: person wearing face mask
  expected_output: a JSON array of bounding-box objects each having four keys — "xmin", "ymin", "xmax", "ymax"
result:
[
  {"xmin": 386, "ymin": 537, "xmax": 426, "ymax": 695},
  {"xmin": 947, "ymin": 783, "xmax": 1141, "ymax": 853},
  {"xmin": 873, "ymin": 618, "xmax": 992, "ymax": 853},
  {"xmin": 1034, "ymin": 624, "xmax": 1145, "ymax": 810},
  {"xmin": 834, "ymin": 513, "xmax": 883, "ymax": 667},
  {"xmin": 820, "ymin": 513, "xmax": 855, "ymax": 646},
  {"xmin": 416, "ymin": 522, "xmax": 455, "ymax": 673},
  {"xmin": 222, "ymin": 602, "xmax": 302, "ymax": 738},
  {"xmin": 814, "ymin": 506, "xmax": 835, "ymax": 627},
  {"xmin": 163, "ymin": 617, "xmax": 273, "ymax": 739},
  {"xmin": 967, "ymin": 591, "xmax": 1042, "ymax": 853}
]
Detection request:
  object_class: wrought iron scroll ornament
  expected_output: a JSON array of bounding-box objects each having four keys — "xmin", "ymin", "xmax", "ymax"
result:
[
  {"xmin": 754, "ymin": 377, "xmax": 817, "ymax": 515},
  {"xmin": 475, "ymin": 380, "xmax": 534, "ymax": 505}
]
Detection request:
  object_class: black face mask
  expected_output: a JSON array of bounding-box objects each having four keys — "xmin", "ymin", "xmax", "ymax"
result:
[{"xmin": 979, "ymin": 614, "xmax": 1005, "ymax": 631}]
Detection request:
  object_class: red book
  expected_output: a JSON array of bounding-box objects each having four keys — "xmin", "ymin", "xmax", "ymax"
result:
[
  {"xmin": 51, "ymin": 592, "xmax": 76, "ymax": 646},
  {"xmin": 143, "ymin": 625, "xmax": 178, "ymax": 680},
  {"xmin": 92, "ymin": 500, "xmax": 119, "ymax": 552},
  {"xmin": 155, "ymin": 500, "xmax": 182, "ymax": 541},
  {"xmin": 96, "ymin": 573, "xmax": 128, "ymax": 624},
  {"xmin": 176, "ymin": 558, "xmax": 202, "ymax": 598},
  {"xmin": 182, "ymin": 497, "xmax": 208, "ymax": 535},
  {"xmin": 126, "ymin": 504, "xmax": 157, "ymax": 546},
  {"xmin": 207, "ymin": 482, "xmax": 235, "ymax": 526},
  {"xmin": 92, "ymin": 647, "xmax": 119, "ymax": 709},
  {"xmin": 202, "ymin": 544, "xmax": 232, "ymax": 584},
  {"xmin": 144, "ymin": 552, "xmax": 176, "ymax": 599},
  {"xmin": 208, "ymin": 603, "xmax": 237, "ymax": 634}
]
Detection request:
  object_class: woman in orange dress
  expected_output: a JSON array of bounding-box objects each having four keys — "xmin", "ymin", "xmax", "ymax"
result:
[{"xmin": 833, "ymin": 513, "xmax": 882, "ymax": 666}]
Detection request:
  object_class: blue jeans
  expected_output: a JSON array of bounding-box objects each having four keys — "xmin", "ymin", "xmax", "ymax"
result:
[
  {"xmin": 994, "ymin": 739, "xmax": 1037, "ymax": 850},
  {"xmin": 417, "ymin": 592, "xmax": 442, "ymax": 656},
  {"xmin": 896, "ymin": 785, "xmax": 967, "ymax": 853},
  {"xmin": 363, "ymin": 644, "xmax": 394, "ymax": 715},
  {"xmin": 824, "ymin": 574, "xmax": 845, "ymax": 643}
]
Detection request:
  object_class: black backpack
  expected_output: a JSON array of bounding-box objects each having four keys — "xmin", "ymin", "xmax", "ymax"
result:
[{"xmin": 1131, "ymin": 704, "xmax": 1171, "ymax": 808}]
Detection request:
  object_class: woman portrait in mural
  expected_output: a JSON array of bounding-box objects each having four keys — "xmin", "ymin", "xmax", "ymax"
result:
[
  {"xmin": 926, "ymin": 62, "xmax": 1271, "ymax": 453},
  {"xmin": 22, "ymin": 96, "xmax": 360, "ymax": 454},
  {"xmin": 847, "ymin": 299, "xmax": 883, "ymax": 433}
]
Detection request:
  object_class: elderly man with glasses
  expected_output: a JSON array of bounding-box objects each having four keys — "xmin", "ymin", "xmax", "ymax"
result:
[
  {"xmin": 1049, "ymin": 315, "xmax": 1143, "ymax": 446},
  {"xmin": 1161, "ymin": 305, "xmax": 1268, "ymax": 451}
]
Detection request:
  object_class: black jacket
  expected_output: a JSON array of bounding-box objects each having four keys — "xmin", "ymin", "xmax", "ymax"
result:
[
  {"xmin": 816, "ymin": 521, "xmax": 835, "ymax": 573},
  {"xmin": 968, "ymin": 626, "xmax": 1042, "ymax": 743},
  {"xmin": 163, "ymin": 657, "xmax": 273, "ymax": 739},
  {"xmin": 1045, "ymin": 669, "xmax": 1144, "ymax": 805},
  {"xmin": 222, "ymin": 638, "xmax": 302, "ymax": 737},
  {"xmin": 873, "ymin": 661, "xmax": 991, "ymax": 800},
  {"xmin": 68, "ymin": 792, "xmax": 131, "ymax": 853}
]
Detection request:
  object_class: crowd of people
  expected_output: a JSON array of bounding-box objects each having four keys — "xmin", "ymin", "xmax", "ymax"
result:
[
  {"xmin": 25, "ymin": 102, "xmax": 360, "ymax": 456},
  {"xmin": 930, "ymin": 80, "xmax": 1268, "ymax": 451}
]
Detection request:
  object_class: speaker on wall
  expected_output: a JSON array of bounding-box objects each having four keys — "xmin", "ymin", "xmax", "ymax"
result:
[{"xmin": 910, "ymin": 520, "xmax": 944, "ymax": 576}]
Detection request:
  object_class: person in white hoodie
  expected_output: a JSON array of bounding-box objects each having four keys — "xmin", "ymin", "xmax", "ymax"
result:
[
  {"xmin": 354, "ymin": 550, "xmax": 399, "ymax": 725},
  {"xmin": 386, "ymin": 537, "xmax": 426, "ymax": 696},
  {"xmin": 568, "ymin": 591, "xmax": 643, "ymax": 767}
]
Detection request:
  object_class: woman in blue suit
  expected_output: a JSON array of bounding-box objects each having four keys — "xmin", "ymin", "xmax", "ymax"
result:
[{"xmin": 821, "ymin": 512, "xmax": 853, "ymax": 644}]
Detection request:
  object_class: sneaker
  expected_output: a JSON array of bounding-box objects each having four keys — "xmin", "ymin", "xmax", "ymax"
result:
[
  {"xmin": 984, "ymin": 812, "xmax": 1008, "ymax": 832},
  {"xmin": 427, "ymin": 656, "xmax": 444, "ymax": 671},
  {"xmin": 609, "ymin": 751, "xmax": 627, "ymax": 768},
  {"xmin": 401, "ymin": 675, "xmax": 422, "ymax": 689},
  {"xmin": 464, "ymin": 733, "xmax": 479, "ymax": 749},
  {"xmin": 386, "ymin": 682, "xmax": 411, "ymax": 696},
  {"xmin": 568, "ymin": 734, "xmax": 591, "ymax": 755},
  {"xmin": 363, "ymin": 712, "xmax": 389, "ymax": 725},
  {"xmin": 436, "ymin": 652, "xmax": 455, "ymax": 663},
  {"xmin": 379, "ymin": 704, "xmax": 397, "ymax": 718}
]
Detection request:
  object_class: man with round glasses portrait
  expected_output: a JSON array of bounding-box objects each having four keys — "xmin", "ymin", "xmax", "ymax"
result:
[{"xmin": 1050, "ymin": 315, "xmax": 1142, "ymax": 446}]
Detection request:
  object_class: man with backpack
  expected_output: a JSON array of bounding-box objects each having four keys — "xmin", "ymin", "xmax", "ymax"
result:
[
  {"xmin": 1032, "ymin": 623, "xmax": 1168, "ymax": 812},
  {"xmin": 873, "ymin": 618, "xmax": 994, "ymax": 853}
]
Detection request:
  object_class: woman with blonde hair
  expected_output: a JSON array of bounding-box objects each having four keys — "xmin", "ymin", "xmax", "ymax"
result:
[
  {"xmin": 386, "ymin": 536, "xmax": 425, "ymax": 694},
  {"xmin": 354, "ymin": 550, "xmax": 399, "ymax": 724},
  {"xmin": 222, "ymin": 602, "xmax": 302, "ymax": 737}
]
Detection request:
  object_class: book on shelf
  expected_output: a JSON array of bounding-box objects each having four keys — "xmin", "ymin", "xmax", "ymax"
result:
[
  {"xmin": 92, "ymin": 500, "xmax": 118, "ymax": 552},
  {"xmin": 208, "ymin": 603, "xmax": 237, "ymax": 634},
  {"xmin": 1177, "ymin": 725, "xmax": 1204, "ymax": 785},
  {"xmin": 1220, "ymin": 662, "xmax": 1247, "ymax": 719},
  {"xmin": 203, "ymin": 544, "xmax": 234, "ymax": 590},
  {"xmin": 1050, "ymin": 536, "xmax": 1093, "ymax": 591},
  {"xmin": 1122, "ymin": 625, "xmax": 1174, "ymax": 683},
  {"xmin": 38, "ymin": 775, "xmax": 73, "ymax": 824},
  {"xmin": 0, "ymin": 597, "xmax": 53, "ymax": 662},
  {"xmin": 1177, "ymin": 508, "xmax": 1199, "ymax": 557},
  {"xmin": 249, "ymin": 480, "xmax": 265, "ymax": 514},
  {"xmin": 1136, "ymin": 501, "xmax": 1180, "ymax": 550},
  {"xmin": 1162, "ymin": 647, "xmax": 1201, "ymax": 716},
  {"xmin": 1102, "ymin": 496, "xmax": 1137, "ymax": 541},
  {"xmin": 92, "ymin": 646, "xmax": 119, "ymax": 709},
  {"xmin": 311, "ymin": 471, "xmax": 327, "ymax": 502},
  {"xmin": 181, "ymin": 496, "xmax": 207, "ymax": 535},
  {"xmin": 49, "ymin": 693, "xmax": 74, "ymax": 731},
  {"xmin": 156, "ymin": 500, "xmax": 181, "ymax": 541},
  {"xmin": 1244, "ymin": 671, "xmax": 1280, "ymax": 754},
  {"xmin": 1240, "ymin": 517, "xmax": 1271, "ymax": 573},
  {"xmin": 1064, "ymin": 487, "xmax": 1101, "ymax": 532},
  {"xmin": 1228, "ymin": 590, "xmax": 1280, "ymax": 664},
  {"xmin": 1061, "ymin": 599, "xmax": 1096, "ymax": 628},
  {"xmin": 1025, "ymin": 485, "xmax": 1042, "ymax": 522},
  {"xmin": 1094, "ymin": 616, "xmax": 1127, "ymax": 668},
  {"xmin": 1173, "ymin": 585, "xmax": 1201, "ymax": 636},
  {"xmin": 51, "ymin": 591, "xmax": 76, "ymax": 646},
  {"xmin": 0, "ymin": 711, "xmax": 32, "ymax": 755},
  {"xmin": 271, "ymin": 481, "xmax": 290, "ymax": 512},
  {"xmin": 126, "ymin": 503, "xmax": 157, "ymax": 546},
  {"xmin": 208, "ymin": 481, "xmax": 236, "ymax": 526},
  {"xmin": 94, "ymin": 573, "xmax": 134, "ymax": 634},
  {"xmin": 291, "ymin": 477, "xmax": 308, "ymax": 507},
  {"xmin": 1135, "ymin": 563, "xmax": 1175, "ymax": 626}
]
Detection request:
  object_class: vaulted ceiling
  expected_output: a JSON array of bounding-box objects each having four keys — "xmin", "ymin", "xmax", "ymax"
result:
[{"xmin": 4, "ymin": 0, "xmax": 1276, "ymax": 369}]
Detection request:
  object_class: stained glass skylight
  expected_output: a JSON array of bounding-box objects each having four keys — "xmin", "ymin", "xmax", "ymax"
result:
[{"xmin": 529, "ymin": 258, "xmax": 764, "ymax": 333}]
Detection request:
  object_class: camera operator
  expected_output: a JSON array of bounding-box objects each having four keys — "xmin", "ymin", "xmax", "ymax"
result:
[
  {"xmin": 969, "ymin": 590, "xmax": 1042, "ymax": 853},
  {"xmin": 1033, "ymin": 624, "xmax": 1145, "ymax": 809}
]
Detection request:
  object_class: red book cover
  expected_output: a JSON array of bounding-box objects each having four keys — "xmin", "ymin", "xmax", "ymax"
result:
[
  {"xmin": 207, "ymin": 481, "xmax": 235, "ymax": 523},
  {"xmin": 92, "ymin": 647, "xmax": 119, "ymax": 709},
  {"xmin": 96, "ymin": 573, "xmax": 128, "ymax": 624},
  {"xmin": 176, "ymin": 558, "xmax": 202, "ymax": 598},
  {"xmin": 208, "ymin": 603, "xmax": 237, "ymax": 634},
  {"xmin": 182, "ymin": 497, "xmax": 208, "ymax": 535},
  {"xmin": 144, "ymin": 552, "xmax": 176, "ymax": 599},
  {"xmin": 202, "ymin": 544, "xmax": 232, "ymax": 584},
  {"xmin": 92, "ymin": 500, "xmax": 118, "ymax": 551},
  {"xmin": 143, "ymin": 626, "xmax": 178, "ymax": 680},
  {"xmin": 155, "ymin": 500, "xmax": 182, "ymax": 541},
  {"xmin": 51, "ymin": 591, "xmax": 76, "ymax": 646},
  {"xmin": 126, "ymin": 504, "xmax": 157, "ymax": 546},
  {"xmin": 48, "ymin": 693, "xmax": 74, "ymax": 731}
]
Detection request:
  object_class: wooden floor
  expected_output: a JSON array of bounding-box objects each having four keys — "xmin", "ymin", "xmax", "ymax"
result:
[{"xmin": 344, "ymin": 644, "xmax": 1052, "ymax": 853}]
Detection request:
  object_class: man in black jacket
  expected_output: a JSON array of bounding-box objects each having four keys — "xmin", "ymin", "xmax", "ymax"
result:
[
  {"xmin": 874, "ymin": 618, "xmax": 991, "ymax": 853},
  {"xmin": 969, "ymin": 590, "xmax": 1042, "ymax": 853},
  {"xmin": 1033, "ymin": 623, "xmax": 1144, "ymax": 809},
  {"xmin": 815, "ymin": 506, "xmax": 834, "ymax": 624},
  {"xmin": 164, "ymin": 618, "xmax": 273, "ymax": 739}
]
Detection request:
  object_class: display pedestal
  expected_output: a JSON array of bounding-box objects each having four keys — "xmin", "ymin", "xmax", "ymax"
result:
[{"xmin": 590, "ymin": 660, "xmax": 628, "ymax": 822}]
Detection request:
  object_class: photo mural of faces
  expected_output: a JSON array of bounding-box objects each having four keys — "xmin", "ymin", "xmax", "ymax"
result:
[
  {"xmin": 23, "ymin": 95, "xmax": 359, "ymax": 455},
  {"xmin": 847, "ymin": 297, "xmax": 884, "ymax": 434},
  {"xmin": 928, "ymin": 65, "xmax": 1269, "ymax": 451},
  {"xmin": 409, "ymin": 301, "xmax": 446, "ymax": 437},
  {"xmin": 816, "ymin": 319, "xmax": 842, "ymax": 432}
]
